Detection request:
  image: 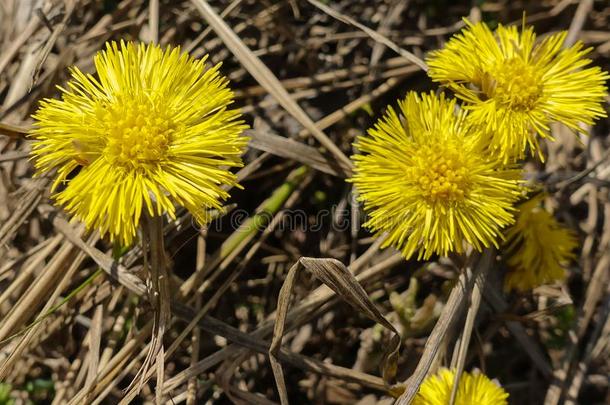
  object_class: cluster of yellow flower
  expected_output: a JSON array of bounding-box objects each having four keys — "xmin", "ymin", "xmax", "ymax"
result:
[
  {"xmin": 28, "ymin": 19, "xmax": 608, "ymax": 404},
  {"xmin": 352, "ymin": 20, "xmax": 608, "ymax": 292},
  {"xmin": 30, "ymin": 22, "xmax": 605, "ymax": 293}
]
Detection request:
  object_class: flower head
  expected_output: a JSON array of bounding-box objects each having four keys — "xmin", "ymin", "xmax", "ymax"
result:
[
  {"xmin": 504, "ymin": 194, "xmax": 578, "ymax": 292},
  {"xmin": 350, "ymin": 91, "xmax": 523, "ymax": 260},
  {"xmin": 413, "ymin": 368, "xmax": 509, "ymax": 405},
  {"xmin": 31, "ymin": 41, "xmax": 248, "ymax": 246},
  {"xmin": 427, "ymin": 20, "xmax": 609, "ymax": 162}
]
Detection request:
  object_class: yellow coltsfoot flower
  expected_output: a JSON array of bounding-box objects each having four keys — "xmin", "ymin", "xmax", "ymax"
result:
[
  {"xmin": 31, "ymin": 41, "xmax": 248, "ymax": 246},
  {"xmin": 427, "ymin": 20, "xmax": 609, "ymax": 162},
  {"xmin": 351, "ymin": 91, "xmax": 523, "ymax": 260},
  {"xmin": 413, "ymin": 368, "xmax": 509, "ymax": 405},
  {"xmin": 504, "ymin": 194, "xmax": 578, "ymax": 292}
]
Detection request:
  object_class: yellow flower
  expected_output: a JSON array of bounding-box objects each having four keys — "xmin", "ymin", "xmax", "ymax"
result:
[
  {"xmin": 427, "ymin": 20, "xmax": 609, "ymax": 162},
  {"xmin": 413, "ymin": 368, "xmax": 509, "ymax": 405},
  {"xmin": 30, "ymin": 41, "xmax": 248, "ymax": 246},
  {"xmin": 350, "ymin": 91, "xmax": 523, "ymax": 260},
  {"xmin": 504, "ymin": 194, "xmax": 578, "ymax": 292}
]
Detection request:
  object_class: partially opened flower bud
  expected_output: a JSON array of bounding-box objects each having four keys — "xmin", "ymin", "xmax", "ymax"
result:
[{"xmin": 504, "ymin": 194, "xmax": 578, "ymax": 292}]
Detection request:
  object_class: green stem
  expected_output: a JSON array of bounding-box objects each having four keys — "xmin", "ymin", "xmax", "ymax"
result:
[{"xmin": 220, "ymin": 166, "xmax": 309, "ymax": 259}]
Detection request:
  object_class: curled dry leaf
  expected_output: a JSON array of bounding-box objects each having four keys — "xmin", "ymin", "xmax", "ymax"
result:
[{"xmin": 269, "ymin": 257, "xmax": 401, "ymax": 404}]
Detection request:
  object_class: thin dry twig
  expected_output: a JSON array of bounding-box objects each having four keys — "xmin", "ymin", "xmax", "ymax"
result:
[
  {"xmin": 565, "ymin": 0, "xmax": 594, "ymax": 47},
  {"xmin": 307, "ymin": 0, "xmax": 428, "ymax": 71}
]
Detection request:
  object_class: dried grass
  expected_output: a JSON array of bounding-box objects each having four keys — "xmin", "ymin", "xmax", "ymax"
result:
[{"xmin": 1, "ymin": 1, "xmax": 609, "ymax": 404}]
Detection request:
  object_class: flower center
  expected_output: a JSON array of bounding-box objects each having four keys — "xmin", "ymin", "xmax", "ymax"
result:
[
  {"xmin": 488, "ymin": 57, "xmax": 543, "ymax": 110},
  {"xmin": 412, "ymin": 144, "xmax": 471, "ymax": 204},
  {"xmin": 101, "ymin": 98, "xmax": 174, "ymax": 169}
]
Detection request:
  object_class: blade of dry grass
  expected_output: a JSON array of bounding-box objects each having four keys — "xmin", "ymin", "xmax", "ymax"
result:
[
  {"xmin": 184, "ymin": 0, "xmax": 243, "ymax": 54},
  {"xmin": 186, "ymin": 233, "xmax": 205, "ymax": 405},
  {"xmin": 44, "ymin": 206, "xmax": 147, "ymax": 296},
  {"xmin": 297, "ymin": 70, "xmax": 417, "ymax": 138},
  {"xmin": 0, "ymin": 235, "xmax": 81, "ymax": 344},
  {"xmin": 247, "ymin": 130, "xmax": 350, "ymax": 177},
  {"xmin": 0, "ymin": 14, "xmax": 41, "ymax": 75},
  {"xmin": 565, "ymin": 0, "xmax": 594, "ymax": 47},
  {"xmin": 448, "ymin": 257, "xmax": 490, "ymax": 405},
  {"xmin": 0, "ymin": 121, "xmax": 28, "ymax": 139},
  {"xmin": 0, "ymin": 150, "xmax": 30, "ymax": 162},
  {"xmin": 0, "ymin": 178, "xmax": 46, "ymax": 247},
  {"xmin": 91, "ymin": 342, "xmax": 151, "ymax": 405},
  {"xmin": 68, "ymin": 322, "xmax": 154, "ymax": 405},
  {"xmin": 31, "ymin": 0, "xmax": 76, "ymax": 89},
  {"xmin": 0, "ymin": 234, "xmax": 63, "ymax": 308},
  {"xmin": 149, "ymin": 0, "xmax": 159, "ymax": 43},
  {"xmin": 369, "ymin": 0, "xmax": 409, "ymax": 68},
  {"xmin": 0, "ymin": 241, "xmax": 91, "ymax": 380},
  {"xmin": 234, "ymin": 55, "xmax": 412, "ymax": 98},
  {"xmin": 85, "ymin": 304, "xmax": 103, "ymax": 389}
]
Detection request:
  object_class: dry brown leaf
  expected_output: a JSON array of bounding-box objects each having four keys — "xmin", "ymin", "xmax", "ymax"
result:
[{"xmin": 269, "ymin": 257, "xmax": 401, "ymax": 404}]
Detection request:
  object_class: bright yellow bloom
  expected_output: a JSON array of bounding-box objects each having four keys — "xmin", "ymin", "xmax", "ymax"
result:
[
  {"xmin": 413, "ymin": 368, "xmax": 509, "ymax": 405},
  {"xmin": 504, "ymin": 194, "xmax": 578, "ymax": 292},
  {"xmin": 427, "ymin": 20, "xmax": 609, "ymax": 162},
  {"xmin": 31, "ymin": 41, "xmax": 248, "ymax": 246},
  {"xmin": 350, "ymin": 91, "xmax": 523, "ymax": 260}
]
